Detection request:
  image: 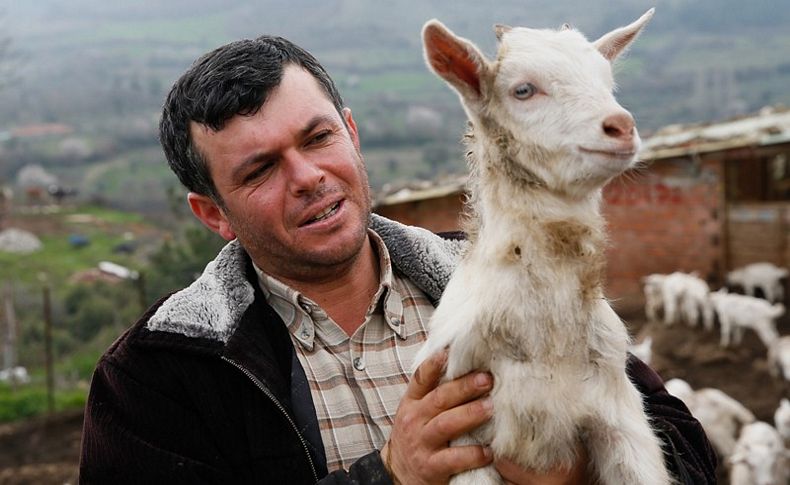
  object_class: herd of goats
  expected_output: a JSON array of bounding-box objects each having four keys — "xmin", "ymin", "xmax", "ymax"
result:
[{"xmin": 629, "ymin": 262, "xmax": 790, "ymax": 484}]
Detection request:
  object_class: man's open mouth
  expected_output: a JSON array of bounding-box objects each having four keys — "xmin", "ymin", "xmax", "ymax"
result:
[{"xmin": 306, "ymin": 201, "xmax": 341, "ymax": 224}]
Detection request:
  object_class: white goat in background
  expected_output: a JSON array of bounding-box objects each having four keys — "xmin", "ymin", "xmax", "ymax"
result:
[
  {"xmin": 709, "ymin": 289, "xmax": 784, "ymax": 348},
  {"xmin": 661, "ymin": 272, "xmax": 714, "ymax": 330},
  {"xmin": 768, "ymin": 335, "xmax": 790, "ymax": 381},
  {"xmin": 729, "ymin": 421, "xmax": 789, "ymax": 485},
  {"xmin": 642, "ymin": 273, "xmax": 667, "ymax": 323},
  {"xmin": 414, "ymin": 9, "xmax": 671, "ymax": 485},
  {"xmin": 665, "ymin": 378, "xmax": 755, "ymax": 458},
  {"xmin": 727, "ymin": 262, "xmax": 788, "ymax": 303}
]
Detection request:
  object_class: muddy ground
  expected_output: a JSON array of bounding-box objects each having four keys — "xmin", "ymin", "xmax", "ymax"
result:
[{"xmin": 1, "ymin": 310, "xmax": 788, "ymax": 484}]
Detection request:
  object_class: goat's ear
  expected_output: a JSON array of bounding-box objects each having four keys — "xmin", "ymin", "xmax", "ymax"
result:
[
  {"xmin": 423, "ymin": 19, "xmax": 489, "ymax": 102},
  {"xmin": 494, "ymin": 24, "xmax": 512, "ymax": 41},
  {"xmin": 594, "ymin": 7, "xmax": 655, "ymax": 62}
]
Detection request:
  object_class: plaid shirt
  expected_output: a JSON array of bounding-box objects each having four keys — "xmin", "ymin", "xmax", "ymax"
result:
[{"xmin": 254, "ymin": 231, "xmax": 434, "ymax": 472}]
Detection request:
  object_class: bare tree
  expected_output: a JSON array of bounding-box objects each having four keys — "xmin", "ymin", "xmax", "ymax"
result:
[{"xmin": 0, "ymin": 9, "xmax": 16, "ymax": 91}]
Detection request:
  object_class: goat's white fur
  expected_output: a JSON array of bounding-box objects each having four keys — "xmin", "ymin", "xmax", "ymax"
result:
[{"xmin": 413, "ymin": 9, "xmax": 671, "ymax": 484}]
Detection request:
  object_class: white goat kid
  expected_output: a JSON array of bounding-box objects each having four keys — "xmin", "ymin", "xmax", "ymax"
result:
[
  {"xmin": 664, "ymin": 378, "xmax": 754, "ymax": 458},
  {"xmin": 775, "ymin": 398, "xmax": 790, "ymax": 444},
  {"xmin": 413, "ymin": 10, "xmax": 671, "ymax": 485},
  {"xmin": 710, "ymin": 289, "xmax": 784, "ymax": 348},
  {"xmin": 729, "ymin": 421, "xmax": 790, "ymax": 485},
  {"xmin": 661, "ymin": 272, "xmax": 714, "ymax": 330},
  {"xmin": 694, "ymin": 388, "xmax": 756, "ymax": 458},
  {"xmin": 727, "ymin": 262, "xmax": 788, "ymax": 303}
]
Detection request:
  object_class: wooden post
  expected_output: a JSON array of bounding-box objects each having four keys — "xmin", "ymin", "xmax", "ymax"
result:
[
  {"xmin": 2, "ymin": 282, "xmax": 17, "ymax": 389},
  {"xmin": 41, "ymin": 275, "xmax": 55, "ymax": 414},
  {"xmin": 136, "ymin": 271, "xmax": 146, "ymax": 312}
]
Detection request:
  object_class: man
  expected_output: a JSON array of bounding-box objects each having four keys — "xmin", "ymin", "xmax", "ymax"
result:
[{"xmin": 79, "ymin": 35, "xmax": 716, "ymax": 484}]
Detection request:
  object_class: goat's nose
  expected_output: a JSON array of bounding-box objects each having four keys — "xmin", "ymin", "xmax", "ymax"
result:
[{"xmin": 602, "ymin": 112, "xmax": 635, "ymax": 141}]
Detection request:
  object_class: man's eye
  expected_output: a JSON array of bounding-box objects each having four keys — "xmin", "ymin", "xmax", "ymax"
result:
[
  {"xmin": 244, "ymin": 163, "xmax": 273, "ymax": 183},
  {"xmin": 308, "ymin": 130, "xmax": 331, "ymax": 145}
]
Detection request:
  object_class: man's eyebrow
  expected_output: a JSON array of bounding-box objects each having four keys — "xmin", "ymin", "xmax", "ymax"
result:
[
  {"xmin": 230, "ymin": 115, "xmax": 340, "ymax": 182},
  {"xmin": 231, "ymin": 151, "xmax": 277, "ymax": 182},
  {"xmin": 300, "ymin": 114, "xmax": 339, "ymax": 138}
]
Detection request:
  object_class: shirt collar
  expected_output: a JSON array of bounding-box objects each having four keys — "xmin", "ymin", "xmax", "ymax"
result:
[{"xmin": 253, "ymin": 229, "xmax": 407, "ymax": 350}]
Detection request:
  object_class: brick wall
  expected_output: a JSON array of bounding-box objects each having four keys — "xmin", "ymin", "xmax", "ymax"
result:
[
  {"xmin": 602, "ymin": 158, "xmax": 724, "ymax": 313},
  {"xmin": 374, "ymin": 192, "xmax": 466, "ymax": 233},
  {"xmin": 726, "ymin": 202, "xmax": 788, "ymax": 269}
]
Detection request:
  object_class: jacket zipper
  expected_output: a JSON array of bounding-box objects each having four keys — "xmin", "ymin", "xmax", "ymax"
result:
[{"xmin": 221, "ymin": 356, "xmax": 319, "ymax": 482}]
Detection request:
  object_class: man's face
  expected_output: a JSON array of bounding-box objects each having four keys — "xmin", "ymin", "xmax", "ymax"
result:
[{"xmin": 190, "ymin": 65, "xmax": 372, "ymax": 284}]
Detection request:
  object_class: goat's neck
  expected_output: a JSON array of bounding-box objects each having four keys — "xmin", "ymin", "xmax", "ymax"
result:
[{"xmin": 466, "ymin": 124, "xmax": 608, "ymax": 303}]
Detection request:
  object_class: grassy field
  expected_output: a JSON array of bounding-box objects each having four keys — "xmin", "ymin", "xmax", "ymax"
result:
[
  {"xmin": 0, "ymin": 205, "xmax": 165, "ymax": 423},
  {"xmin": 0, "ymin": 205, "xmax": 152, "ymax": 286},
  {"xmin": 0, "ymin": 325, "xmax": 125, "ymax": 423}
]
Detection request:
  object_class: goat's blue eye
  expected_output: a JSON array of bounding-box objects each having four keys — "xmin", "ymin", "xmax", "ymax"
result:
[{"xmin": 513, "ymin": 83, "xmax": 536, "ymax": 100}]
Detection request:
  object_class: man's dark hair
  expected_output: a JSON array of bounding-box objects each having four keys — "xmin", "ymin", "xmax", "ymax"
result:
[{"xmin": 159, "ymin": 35, "xmax": 344, "ymax": 206}]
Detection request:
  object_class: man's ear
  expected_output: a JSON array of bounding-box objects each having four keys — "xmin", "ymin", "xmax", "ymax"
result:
[
  {"xmin": 187, "ymin": 192, "xmax": 236, "ymax": 241},
  {"xmin": 342, "ymin": 107, "xmax": 360, "ymax": 151}
]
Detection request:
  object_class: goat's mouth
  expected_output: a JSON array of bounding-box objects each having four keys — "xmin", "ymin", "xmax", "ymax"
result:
[{"xmin": 578, "ymin": 147, "xmax": 637, "ymax": 160}]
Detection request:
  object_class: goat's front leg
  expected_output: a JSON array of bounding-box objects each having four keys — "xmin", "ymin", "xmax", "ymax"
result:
[
  {"xmin": 662, "ymin": 292, "xmax": 678, "ymax": 325},
  {"xmin": 733, "ymin": 325, "xmax": 744, "ymax": 345},
  {"xmin": 719, "ymin": 315, "xmax": 732, "ymax": 347},
  {"xmin": 444, "ymin": 334, "xmax": 501, "ymax": 485},
  {"xmin": 586, "ymin": 381, "xmax": 672, "ymax": 485},
  {"xmin": 702, "ymin": 303, "xmax": 715, "ymax": 332}
]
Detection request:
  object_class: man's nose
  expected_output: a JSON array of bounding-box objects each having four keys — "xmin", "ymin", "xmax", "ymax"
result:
[{"xmin": 285, "ymin": 153, "xmax": 325, "ymax": 196}]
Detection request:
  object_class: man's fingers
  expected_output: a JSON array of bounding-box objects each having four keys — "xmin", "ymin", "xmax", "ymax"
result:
[
  {"xmin": 431, "ymin": 444, "xmax": 494, "ymax": 478},
  {"xmin": 427, "ymin": 369, "xmax": 493, "ymax": 415},
  {"xmin": 424, "ymin": 397, "xmax": 494, "ymax": 447},
  {"xmin": 406, "ymin": 349, "xmax": 448, "ymax": 400}
]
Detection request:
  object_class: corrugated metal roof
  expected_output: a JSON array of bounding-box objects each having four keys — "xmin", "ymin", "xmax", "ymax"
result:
[
  {"xmin": 640, "ymin": 105, "xmax": 790, "ymax": 160},
  {"xmin": 375, "ymin": 175, "xmax": 467, "ymax": 206}
]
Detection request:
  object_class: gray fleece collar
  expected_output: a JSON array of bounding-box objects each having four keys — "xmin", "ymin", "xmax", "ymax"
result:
[{"xmin": 146, "ymin": 214, "xmax": 466, "ymax": 342}]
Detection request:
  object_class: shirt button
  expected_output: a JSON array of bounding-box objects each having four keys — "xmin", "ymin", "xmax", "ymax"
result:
[
  {"xmin": 353, "ymin": 357, "xmax": 365, "ymax": 371},
  {"xmin": 300, "ymin": 329, "xmax": 310, "ymax": 339},
  {"xmin": 390, "ymin": 317, "xmax": 401, "ymax": 326}
]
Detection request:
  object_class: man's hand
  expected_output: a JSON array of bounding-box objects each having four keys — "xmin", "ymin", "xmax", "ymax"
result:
[
  {"xmin": 494, "ymin": 442, "xmax": 595, "ymax": 485},
  {"xmin": 381, "ymin": 350, "xmax": 495, "ymax": 484}
]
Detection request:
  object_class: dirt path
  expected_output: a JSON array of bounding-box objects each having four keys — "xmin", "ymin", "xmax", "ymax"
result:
[{"xmin": 0, "ymin": 409, "xmax": 82, "ymax": 485}]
